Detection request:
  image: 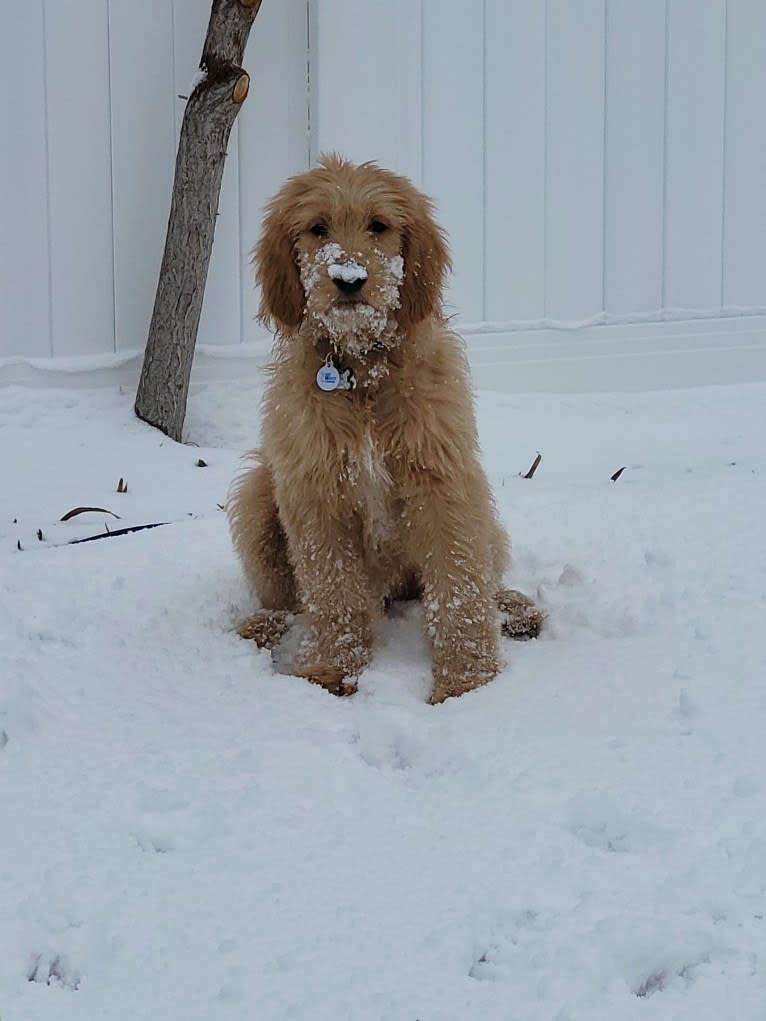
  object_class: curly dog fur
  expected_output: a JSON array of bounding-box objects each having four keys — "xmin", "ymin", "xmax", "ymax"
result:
[{"xmin": 228, "ymin": 155, "xmax": 541, "ymax": 703}]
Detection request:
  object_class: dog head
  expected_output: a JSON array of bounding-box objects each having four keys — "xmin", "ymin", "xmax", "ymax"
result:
[{"xmin": 255, "ymin": 154, "xmax": 451, "ymax": 354}]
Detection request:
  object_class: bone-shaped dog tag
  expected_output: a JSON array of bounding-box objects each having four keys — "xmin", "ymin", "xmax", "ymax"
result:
[{"xmin": 316, "ymin": 357, "xmax": 355, "ymax": 392}]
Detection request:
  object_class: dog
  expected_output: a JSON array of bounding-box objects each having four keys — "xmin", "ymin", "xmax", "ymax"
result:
[{"xmin": 228, "ymin": 154, "xmax": 542, "ymax": 703}]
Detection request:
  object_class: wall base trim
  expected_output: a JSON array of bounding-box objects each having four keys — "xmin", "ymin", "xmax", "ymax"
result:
[{"xmin": 2, "ymin": 316, "xmax": 766, "ymax": 394}]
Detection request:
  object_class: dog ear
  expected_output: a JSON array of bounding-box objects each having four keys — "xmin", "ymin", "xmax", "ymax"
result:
[
  {"xmin": 398, "ymin": 193, "xmax": 452, "ymax": 330},
  {"xmin": 254, "ymin": 199, "xmax": 305, "ymax": 332}
]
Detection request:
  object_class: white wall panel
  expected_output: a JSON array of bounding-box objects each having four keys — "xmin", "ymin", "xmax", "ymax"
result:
[
  {"xmin": 484, "ymin": 0, "xmax": 546, "ymax": 323},
  {"xmin": 1, "ymin": 0, "xmax": 308, "ymax": 361},
  {"xmin": 664, "ymin": 0, "xmax": 727, "ymax": 309},
  {"xmin": 310, "ymin": 0, "xmax": 422, "ymax": 183},
  {"xmin": 421, "ymin": 0, "xmax": 485, "ymax": 321},
  {"xmin": 603, "ymin": 0, "xmax": 665, "ymax": 314},
  {"xmin": 110, "ymin": 1, "xmax": 176, "ymax": 353},
  {"xmin": 44, "ymin": 1, "xmax": 115, "ymax": 356},
  {"xmin": 5, "ymin": 1, "xmax": 766, "ymax": 364},
  {"xmin": 545, "ymin": 0, "xmax": 606, "ymax": 321},
  {"xmin": 722, "ymin": 0, "xmax": 766, "ymax": 307},
  {"xmin": 240, "ymin": 0, "xmax": 309, "ymax": 344},
  {"xmin": 0, "ymin": 0, "xmax": 50, "ymax": 357}
]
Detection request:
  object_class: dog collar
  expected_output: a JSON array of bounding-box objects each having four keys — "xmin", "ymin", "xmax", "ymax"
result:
[{"xmin": 316, "ymin": 354, "xmax": 355, "ymax": 392}]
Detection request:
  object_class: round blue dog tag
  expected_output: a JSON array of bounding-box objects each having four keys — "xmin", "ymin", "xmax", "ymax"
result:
[{"xmin": 316, "ymin": 361, "xmax": 340, "ymax": 392}]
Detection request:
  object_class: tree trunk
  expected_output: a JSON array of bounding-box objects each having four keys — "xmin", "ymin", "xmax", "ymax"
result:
[{"xmin": 135, "ymin": 0, "xmax": 263, "ymax": 442}]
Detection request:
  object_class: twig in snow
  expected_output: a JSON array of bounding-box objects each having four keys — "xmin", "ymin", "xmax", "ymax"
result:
[
  {"xmin": 68, "ymin": 521, "xmax": 170, "ymax": 545},
  {"xmin": 60, "ymin": 506, "xmax": 121, "ymax": 522},
  {"xmin": 521, "ymin": 453, "xmax": 542, "ymax": 479}
]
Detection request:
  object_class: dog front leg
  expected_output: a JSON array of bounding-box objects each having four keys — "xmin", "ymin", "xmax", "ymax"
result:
[
  {"xmin": 284, "ymin": 518, "xmax": 374, "ymax": 696},
  {"xmin": 406, "ymin": 500, "xmax": 502, "ymax": 703}
]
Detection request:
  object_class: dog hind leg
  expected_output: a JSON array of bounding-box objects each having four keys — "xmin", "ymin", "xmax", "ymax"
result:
[{"xmin": 228, "ymin": 461, "xmax": 299, "ymax": 611}]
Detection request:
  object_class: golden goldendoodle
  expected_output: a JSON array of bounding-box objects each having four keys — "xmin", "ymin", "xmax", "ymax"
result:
[{"xmin": 228, "ymin": 154, "xmax": 542, "ymax": 703}]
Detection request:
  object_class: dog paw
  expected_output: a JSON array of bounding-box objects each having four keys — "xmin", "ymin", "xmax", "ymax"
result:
[
  {"xmin": 428, "ymin": 667, "xmax": 495, "ymax": 705},
  {"xmin": 496, "ymin": 588, "xmax": 545, "ymax": 640},
  {"xmin": 236, "ymin": 610, "xmax": 292, "ymax": 649},
  {"xmin": 298, "ymin": 665, "xmax": 358, "ymax": 697}
]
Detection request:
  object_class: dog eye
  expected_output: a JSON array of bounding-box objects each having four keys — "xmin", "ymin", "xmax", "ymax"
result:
[
  {"xmin": 309, "ymin": 223, "xmax": 329, "ymax": 238},
  {"xmin": 368, "ymin": 220, "xmax": 388, "ymax": 234}
]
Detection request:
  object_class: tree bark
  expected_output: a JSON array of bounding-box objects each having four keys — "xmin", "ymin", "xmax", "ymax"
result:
[{"xmin": 135, "ymin": 0, "xmax": 263, "ymax": 442}]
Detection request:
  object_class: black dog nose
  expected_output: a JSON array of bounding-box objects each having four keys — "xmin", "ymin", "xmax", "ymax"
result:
[
  {"xmin": 333, "ymin": 276, "xmax": 365, "ymax": 296},
  {"xmin": 328, "ymin": 261, "xmax": 368, "ymax": 297}
]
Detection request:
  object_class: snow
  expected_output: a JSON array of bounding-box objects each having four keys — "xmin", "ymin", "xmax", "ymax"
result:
[
  {"xmin": 300, "ymin": 243, "xmax": 403, "ymax": 357},
  {"xmin": 299, "ymin": 242, "xmax": 345, "ymax": 293},
  {"xmin": 189, "ymin": 67, "xmax": 207, "ymax": 92},
  {"xmin": 327, "ymin": 260, "xmax": 369, "ymax": 284},
  {"xmin": 1, "ymin": 370, "xmax": 766, "ymax": 1020}
]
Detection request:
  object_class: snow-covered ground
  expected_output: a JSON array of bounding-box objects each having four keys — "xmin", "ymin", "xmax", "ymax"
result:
[{"xmin": 1, "ymin": 368, "xmax": 765, "ymax": 1020}]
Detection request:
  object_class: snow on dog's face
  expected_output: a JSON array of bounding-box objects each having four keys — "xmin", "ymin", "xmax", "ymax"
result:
[
  {"xmin": 297, "ymin": 238, "xmax": 404, "ymax": 356},
  {"xmin": 255, "ymin": 154, "xmax": 451, "ymax": 354}
]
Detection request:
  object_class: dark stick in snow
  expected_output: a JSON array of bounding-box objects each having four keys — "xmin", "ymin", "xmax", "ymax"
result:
[
  {"xmin": 521, "ymin": 453, "xmax": 542, "ymax": 479},
  {"xmin": 68, "ymin": 522, "xmax": 172, "ymax": 545}
]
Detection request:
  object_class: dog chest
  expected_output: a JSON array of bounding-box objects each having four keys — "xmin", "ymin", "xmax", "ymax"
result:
[{"xmin": 341, "ymin": 424, "xmax": 393, "ymax": 549}]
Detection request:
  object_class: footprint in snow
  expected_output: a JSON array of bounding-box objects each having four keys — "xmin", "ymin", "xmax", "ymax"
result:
[
  {"xmin": 27, "ymin": 953, "xmax": 80, "ymax": 991},
  {"xmin": 566, "ymin": 792, "xmax": 672, "ymax": 853}
]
